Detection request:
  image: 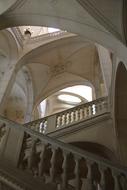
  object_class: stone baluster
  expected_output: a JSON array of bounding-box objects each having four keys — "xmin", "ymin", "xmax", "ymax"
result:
[
  {"xmin": 43, "ymin": 120, "xmax": 46, "ymax": 132},
  {"xmin": 83, "ymin": 107, "xmax": 87, "ymax": 119},
  {"xmin": 62, "ymin": 151, "xmax": 68, "ymax": 190},
  {"xmin": 73, "ymin": 110, "xmax": 76, "ymax": 122},
  {"xmin": 64, "ymin": 113, "xmax": 68, "ymax": 126},
  {"xmin": 86, "ymin": 105, "xmax": 90, "ymax": 117},
  {"xmin": 102, "ymin": 100, "xmax": 108, "ymax": 112},
  {"xmin": 89, "ymin": 104, "xmax": 93, "ymax": 117},
  {"xmin": 68, "ymin": 111, "xmax": 72, "ymax": 124},
  {"xmin": 94, "ymin": 102, "xmax": 98, "ymax": 115},
  {"xmin": 57, "ymin": 115, "xmax": 62, "ymax": 128},
  {"xmin": 74, "ymin": 156, "xmax": 81, "ymax": 190},
  {"xmin": 38, "ymin": 143, "xmax": 47, "ymax": 177},
  {"xmin": 85, "ymin": 160, "xmax": 93, "ymax": 190},
  {"xmin": 77, "ymin": 109, "xmax": 81, "ymax": 122},
  {"xmin": 80, "ymin": 107, "xmax": 84, "ymax": 120},
  {"xmin": 50, "ymin": 146, "xmax": 57, "ymax": 183},
  {"xmin": 98, "ymin": 100, "xmax": 103, "ymax": 114},
  {"xmin": 112, "ymin": 170, "xmax": 121, "ymax": 190},
  {"xmin": 99, "ymin": 165, "xmax": 106, "ymax": 190},
  {"xmin": 28, "ymin": 138, "xmax": 37, "ymax": 170}
]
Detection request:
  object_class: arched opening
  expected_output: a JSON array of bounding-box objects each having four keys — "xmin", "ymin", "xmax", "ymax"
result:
[
  {"xmin": 37, "ymin": 84, "xmax": 94, "ymax": 118},
  {"xmin": 70, "ymin": 141, "xmax": 116, "ymax": 162},
  {"xmin": 115, "ymin": 62, "xmax": 127, "ymax": 165}
]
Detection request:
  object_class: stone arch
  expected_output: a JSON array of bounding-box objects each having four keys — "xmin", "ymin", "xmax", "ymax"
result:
[
  {"xmin": 115, "ymin": 62, "xmax": 127, "ymax": 165},
  {"xmin": 35, "ymin": 77, "xmax": 95, "ymax": 106},
  {"xmin": 70, "ymin": 141, "xmax": 116, "ymax": 162},
  {"xmin": 1, "ymin": 1, "xmax": 127, "ymax": 63}
]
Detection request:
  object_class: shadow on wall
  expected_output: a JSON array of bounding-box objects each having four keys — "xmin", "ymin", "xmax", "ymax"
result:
[
  {"xmin": 70, "ymin": 141, "xmax": 117, "ymax": 162},
  {"xmin": 115, "ymin": 62, "xmax": 127, "ymax": 166}
]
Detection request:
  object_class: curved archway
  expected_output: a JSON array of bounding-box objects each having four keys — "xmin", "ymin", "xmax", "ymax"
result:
[
  {"xmin": 115, "ymin": 62, "xmax": 127, "ymax": 165},
  {"xmin": 70, "ymin": 141, "xmax": 117, "ymax": 162},
  {"xmin": 1, "ymin": 2, "xmax": 127, "ymax": 63}
]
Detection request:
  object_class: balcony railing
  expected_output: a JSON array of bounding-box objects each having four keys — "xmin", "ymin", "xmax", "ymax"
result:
[{"xmin": 24, "ymin": 96, "xmax": 109, "ymax": 134}]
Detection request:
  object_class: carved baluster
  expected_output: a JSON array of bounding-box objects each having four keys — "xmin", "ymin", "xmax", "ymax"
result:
[
  {"xmin": 64, "ymin": 113, "xmax": 68, "ymax": 126},
  {"xmin": 80, "ymin": 107, "xmax": 84, "ymax": 120},
  {"xmin": 113, "ymin": 170, "xmax": 121, "ymax": 190},
  {"xmin": 85, "ymin": 160, "xmax": 93, "ymax": 190},
  {"xmin": 62, "ymin": 152, "xmax": 68, "ymax": 190},
  {"xmin": 119, "ymin": 174, "xmax": 127, "ymax": 190},
  {"xmin": 68, "ymin": 111, "xmax": 72, "ymax": 124},
  {"xmin": 98, "ymin": 100, "xmax": 103, "ymax": 114},
  {"xmin": 50, "ymin": 146, "xmax": 57, "ymax": 182},
  {"xmin": 40, "ymin": 121, "xmax": 44, "ymax": 133},
  {"xmin": 73, "ymin": 110, "xmax": 76, "ymax": 122},
  {"xmin": 99, "ymin": 165, "xmax": 106, "ymax": 190},
  {"xmin": 77, "ymin": 109, "xmax": 80, "ymax": 121},
  {"xmin": 28, "ymin": 138, "xmax": 37, "ymax": 170},
  {"xmin": 43, "ymin": 120, "xmax": 47, "ymax": 133},
  {"xmin": 86, "ymin": 106, "xmax": 90, "ymax": 117},
  {"xmin": 92, "ymin": 104, "xmax": 96, "ymax": 115},
  {"xmin": 60, "ymin": 115, "xmax": 63, "ymax": 126},
  {"xmin": 58, "ymin": 115, "xmax": 63, "ymax": 128},
  {"xmin": 38, "ymin": 143, "xmax": 47, "ymax": 177},
  {"xmin": 56, "ymin": 117, "xmax": 59, "ymax": 128},
  {"xmin": 74, "ymin": 156, "xmax": 81, "ymax": 190},
  {"xmin": 84, "ymin": 107, "xmax": 87, "ymax": 118},
  {"xmin": 89, "ymin": 104, "xmax": 93, "ymax": 117},
  {"xmin": 103, "ymin": 100, "xmax": 108, "ymax": 112},
  {"xmin": 94, "ymin": 103, "xmax": 98, "ymax": 115}
]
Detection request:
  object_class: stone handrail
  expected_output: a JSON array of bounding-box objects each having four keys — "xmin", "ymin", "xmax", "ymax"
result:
[
  {"xmin": 24, "ymin": 96, "xmax": 109, "ymax": 134},
  {"xmin": 0, "ymin": 115, "xmax": 127, "ymax": 190},
  {"xmin": 28, "ymin": 30, "xmax": 75, "ymax": 44},
  {"xmin": 11, "ymin": 27, "xmax": 76, "ymax": 46}
]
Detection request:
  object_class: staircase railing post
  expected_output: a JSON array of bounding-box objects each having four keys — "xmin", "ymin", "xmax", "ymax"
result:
[{"xmin": 46, "ymin": 114, "xmax": 57, "ymax": 133}]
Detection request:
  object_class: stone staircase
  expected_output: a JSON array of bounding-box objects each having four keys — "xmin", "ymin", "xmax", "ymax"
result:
[{"xmin": 0, "ymin": 97, "xmax": 127, "ymax": 189}]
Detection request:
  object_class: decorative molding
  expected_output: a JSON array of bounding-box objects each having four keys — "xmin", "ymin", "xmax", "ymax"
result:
[{"xmin": 50, "ymin": 63, "xmax": 66, "ymax": 77}]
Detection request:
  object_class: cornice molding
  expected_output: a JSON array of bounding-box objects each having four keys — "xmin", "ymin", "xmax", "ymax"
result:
[{"xmin": 76, "ymin": 0, "xmax": 124, "ymax": 43}]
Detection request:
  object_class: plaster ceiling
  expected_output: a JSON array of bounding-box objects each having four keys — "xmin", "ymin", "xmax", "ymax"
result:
[{"xmin": 26, "ymin": 37, "xmax": 99, "ymax": 105}]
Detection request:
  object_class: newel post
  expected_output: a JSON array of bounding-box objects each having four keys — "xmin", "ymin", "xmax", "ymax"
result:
[{"xmin": 46, "ymin": 114, "xmax": 57, "ymax": 133}]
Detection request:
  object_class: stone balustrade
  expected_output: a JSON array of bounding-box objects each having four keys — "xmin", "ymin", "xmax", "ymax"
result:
[
  {"xmin": 29, "ymin": 30, "xmax": 75, "ymax": 44},
  {"xmin": 0, "ymin": 113, "xmax": 126, "ymax": 190},
  {"xmin": 24, "ymin": 97, "xmax": 109, "ymax": 134},
  {"xmin": 18, "ymin": 122, "xmax": 127, "ymax": 190},
  {"xmin": 11, "ymin": 27, "xmax": 76, "ymax": 46}
]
